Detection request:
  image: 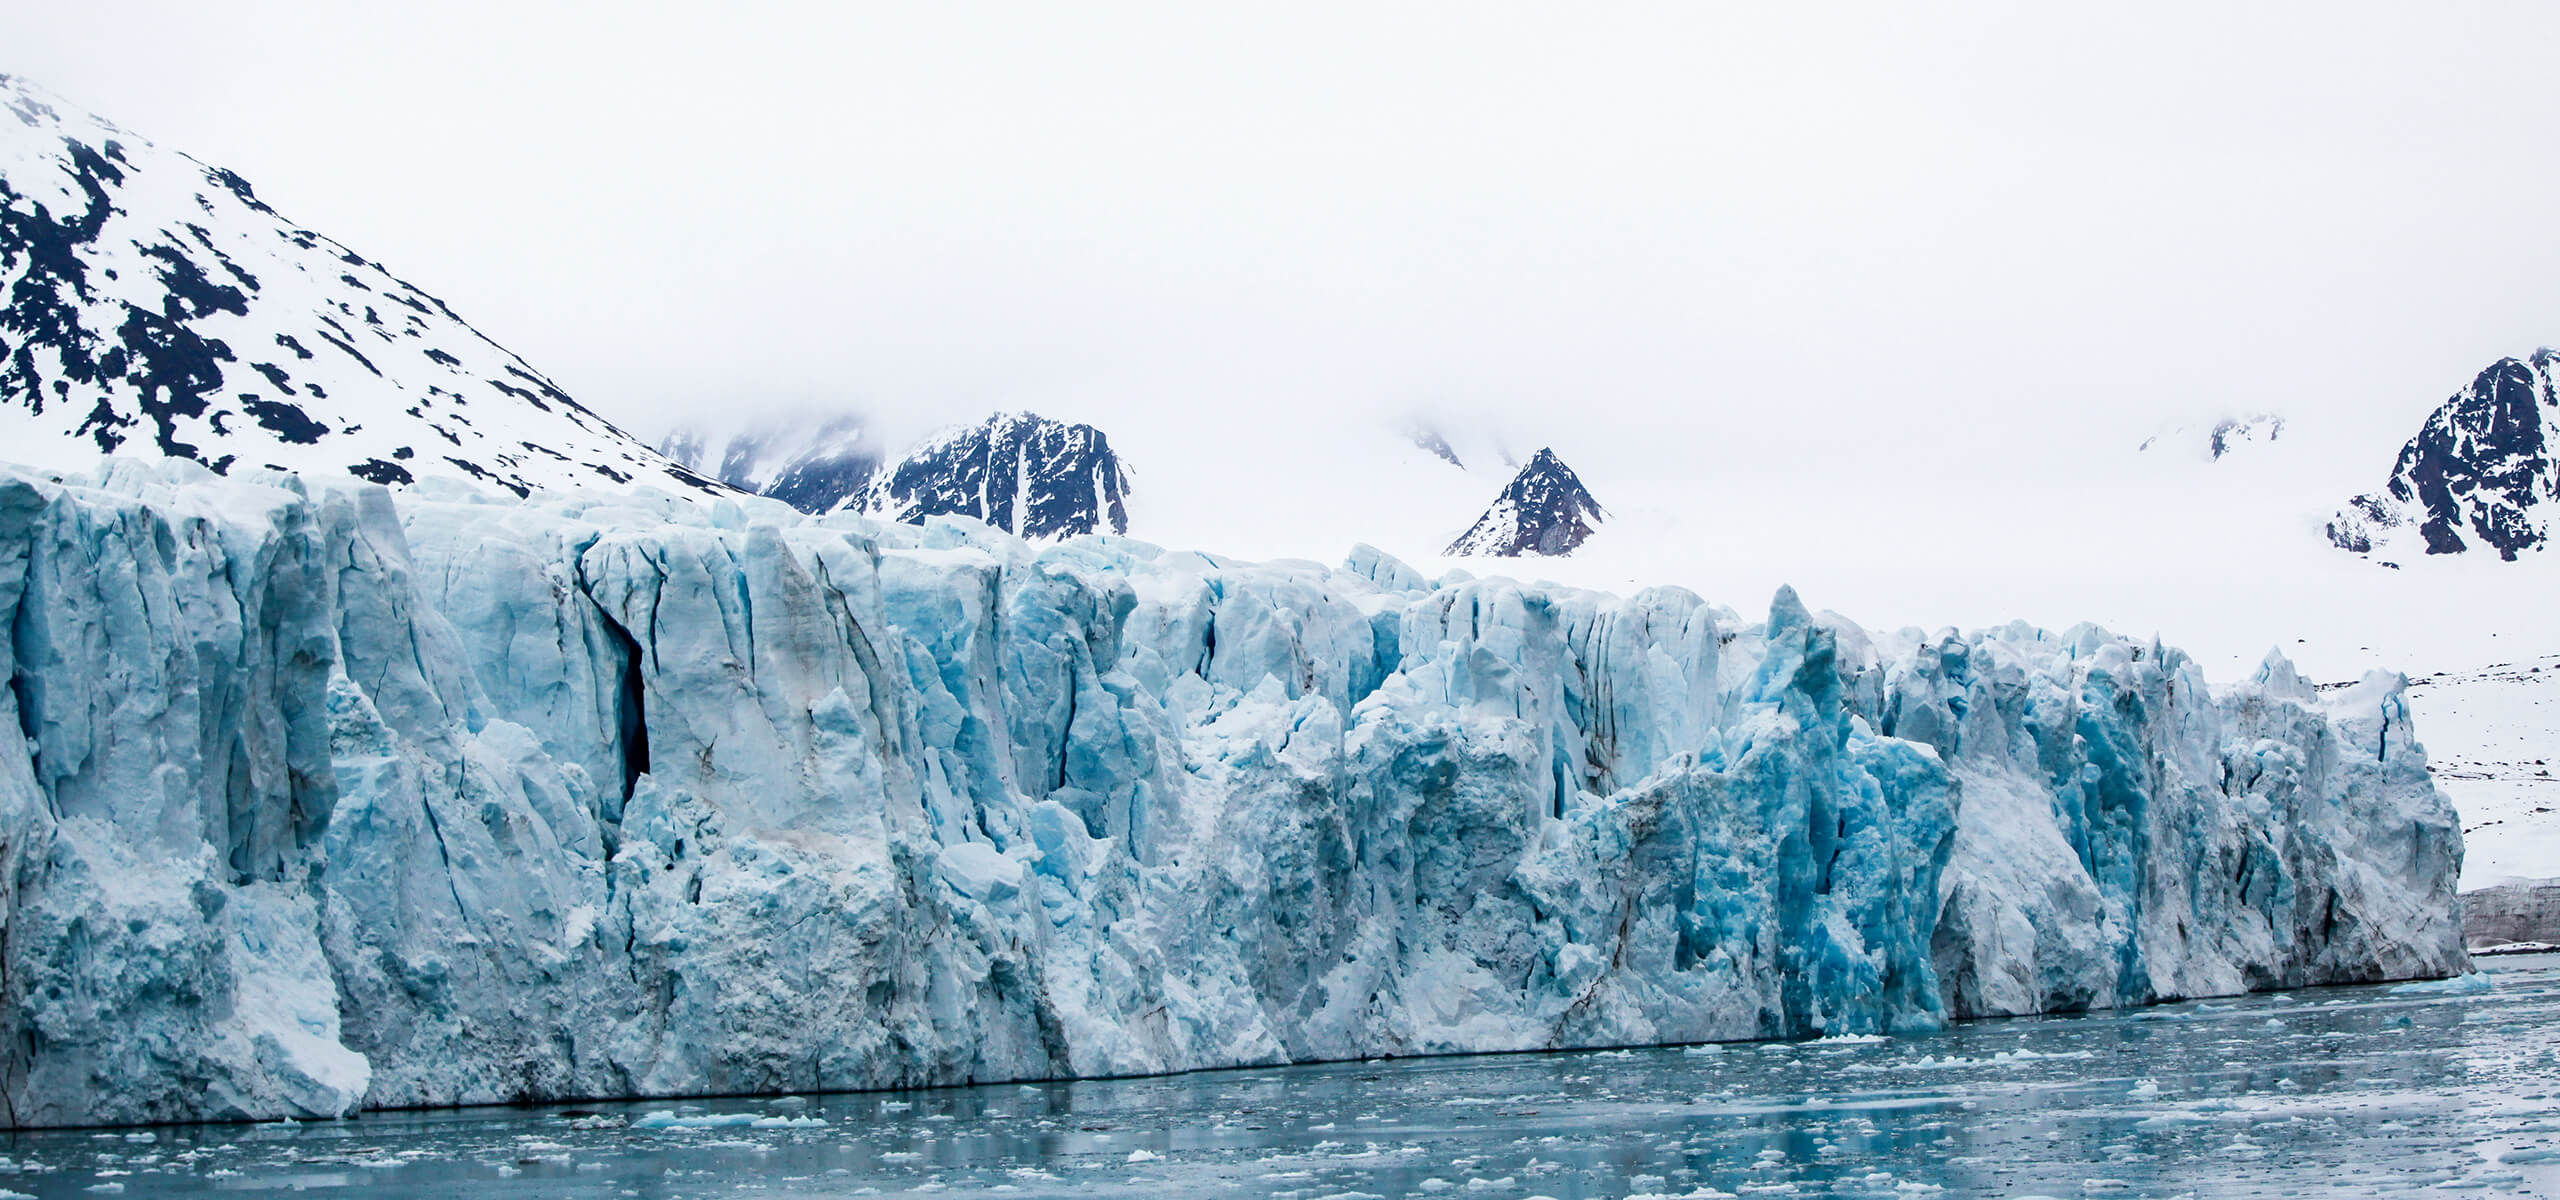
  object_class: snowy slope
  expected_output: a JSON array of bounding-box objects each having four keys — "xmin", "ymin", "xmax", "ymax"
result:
[
  {"xmin": 0, "ymin": 75, "xmax": 715, "ymax": 499},
  {"xmin": 2389, "ymin": 656, "xmax": 2560, "ymax": 888}
]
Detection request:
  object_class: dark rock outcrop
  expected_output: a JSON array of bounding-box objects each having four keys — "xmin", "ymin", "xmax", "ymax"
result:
[
  {"xmin": 2329, "ymin": 349, "xmax": 2559, "ymax": 560},
  {"xmin": 865, "ymin": 411, "xmax": 1131, "ymax": 538},
  {"xmin": 1445, "ymin": 447, "xmax": 1605, "ymax": 557}
]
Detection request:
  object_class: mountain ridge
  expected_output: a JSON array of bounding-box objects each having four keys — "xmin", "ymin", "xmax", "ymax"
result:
[
  {"xmin": 865, "ymin": 410, "xmax": 1132, "ymax": 538},
  {"xmin": 659, "ymin": 410, "xmax": 1132, "ymax": 538},
  {"xmin": 0, "ymin": 73, "xmax": 719, "ymax": 500},
  {"xmin": 2329, "ymin": 348, "xmax": 2560, "ymax": 561}
]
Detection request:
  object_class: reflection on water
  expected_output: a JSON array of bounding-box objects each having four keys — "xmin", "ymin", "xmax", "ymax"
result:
[{"xmin": 16, "ymin": 957, "xmax": 2560, "ymax": 1198}]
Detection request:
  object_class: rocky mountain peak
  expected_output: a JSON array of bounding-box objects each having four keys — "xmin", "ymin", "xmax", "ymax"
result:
[
  {"xmin": 2327, "ymin": 348, "xmax": 2560, "ymax": 561},
  {"xmin": 865, "ymin": 411, "xmax": 1131, "ymax": 538},
  {"xmin": 1444, "ymin": 446, "xmax": 1605, "ymax": 557}
]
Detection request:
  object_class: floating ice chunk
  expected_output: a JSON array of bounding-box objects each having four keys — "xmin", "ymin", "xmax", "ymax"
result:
[
  {"xmin": 630, "ymin": 1111, "xmax": 762, "ymax": 1129},
  {"xmin": 2391, "ymin": 973, "xmax": 2494, "ymax": 997}
]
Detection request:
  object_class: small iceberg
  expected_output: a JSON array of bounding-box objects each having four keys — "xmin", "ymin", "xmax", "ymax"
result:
[{"xmin": 2390, "ymin": 973, "xmax": 2494, "ymax": 997}]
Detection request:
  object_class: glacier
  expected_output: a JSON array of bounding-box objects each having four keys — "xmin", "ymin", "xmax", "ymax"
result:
[{"xmin": 0, "ymin": 459, "xmax": 2464, "ymax": 1127}]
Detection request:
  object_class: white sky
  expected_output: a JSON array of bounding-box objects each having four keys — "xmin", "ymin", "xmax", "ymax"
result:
[
  {"xmin": 17, "ymin": 4, "xmax": 2558, "ymax": 462},
  {"xmin": 13, "ymin": 4, "xmax": 2560, "ymax": 680}
]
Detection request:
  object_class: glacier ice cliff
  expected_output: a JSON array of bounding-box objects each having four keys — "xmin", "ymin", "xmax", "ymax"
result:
[{"xmin": 0, "ymin": 460, "xmax": 2465, "ymax": 1126}]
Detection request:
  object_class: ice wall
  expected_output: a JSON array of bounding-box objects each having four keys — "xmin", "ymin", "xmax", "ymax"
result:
[
  {"xmin": 0, "ymin": 462, "xmax": 2467, "ymax": 1126},
  {"xmin": 2461, "ymin": 877, "xmax": 2560, "ymax": 947}
]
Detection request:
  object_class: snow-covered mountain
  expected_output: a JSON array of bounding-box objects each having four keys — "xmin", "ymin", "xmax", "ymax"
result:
[
  {"xmin": 0, "ymin": 74, "xmax": 714, "ymax": 499},
  {"xmin": 1445, "ymin": 447, "xmax": 1606, "ymax": 557},
  {"xmin": 658, "ymin": 414, "xmax": 880, "ymax": 515},
  {"xmin": 2327, "ymin": 349, "xmax": 2560, "ymax": 561},
  {"xmin": 658, "ymin": 410, "xmax": 1131, "ymax": 535},
  {"xmin": 865, "ymin": 411, "xmax": 1131, "ymax": 538}
]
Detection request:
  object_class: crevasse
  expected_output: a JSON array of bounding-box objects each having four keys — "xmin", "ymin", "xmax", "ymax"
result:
[{"xmin": 0, "ymin": 460, "xmax": 2465, "ymax": 1127}]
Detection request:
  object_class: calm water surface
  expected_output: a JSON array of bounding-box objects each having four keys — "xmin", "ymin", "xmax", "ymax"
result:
[{"xmin": 18, "ymin": 956, "xmax": 2560, "ymax": 1198}]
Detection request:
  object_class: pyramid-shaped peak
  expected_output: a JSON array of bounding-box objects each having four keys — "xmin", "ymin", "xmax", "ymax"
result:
[{"xmin": 1444, "ymin": 447, "xmax": 1606, "ymax": 557}]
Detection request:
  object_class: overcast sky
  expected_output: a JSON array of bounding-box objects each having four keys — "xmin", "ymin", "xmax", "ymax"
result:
[{"xmin": 14, "ymin": 4, "xmax": 2560, "ymax": 494}]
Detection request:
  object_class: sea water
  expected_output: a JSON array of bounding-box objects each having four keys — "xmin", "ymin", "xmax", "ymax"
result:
[{"xmin": 15, "ymin": 956, "xmax": 2560, "ymax": 1198}]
